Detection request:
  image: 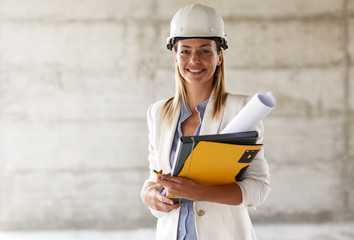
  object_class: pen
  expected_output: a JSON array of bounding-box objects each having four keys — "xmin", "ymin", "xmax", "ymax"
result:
[{"xmin": 153, "ymin": 170, "xmax": 162, "ymax": 178}]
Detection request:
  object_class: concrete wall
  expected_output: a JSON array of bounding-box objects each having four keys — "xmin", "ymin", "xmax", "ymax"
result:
[{"xmin": 0, "ymin": 0, "xmax": 353, "ymax": 230}]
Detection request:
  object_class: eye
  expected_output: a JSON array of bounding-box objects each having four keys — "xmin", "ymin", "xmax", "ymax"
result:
[
  {"xmin": 180, "ymin": 50, "xmax": 190, "ymax": 54},
  {"xmin": 201, "ymin": 49, "xmax": 210, "ymax": 54}
]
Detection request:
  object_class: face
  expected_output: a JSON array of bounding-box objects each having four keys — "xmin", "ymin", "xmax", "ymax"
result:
[{"xmin": 174, "ymin": 38, "xmax": 223, "ymax": 88}]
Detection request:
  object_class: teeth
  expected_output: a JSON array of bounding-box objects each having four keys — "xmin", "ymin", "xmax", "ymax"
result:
[{"xmin": 189, "ymin": 69, "xmax": 203, "ymax": 73}]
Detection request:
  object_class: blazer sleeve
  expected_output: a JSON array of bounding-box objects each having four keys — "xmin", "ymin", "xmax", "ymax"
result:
[
  {"xmin": 224, "ymin": 94, "xmax": 271, "ymax": 207},
  {"xmin": 236, "ymin": 119, "xmax": 271, "ymax": 207},
  {"xmin": 143, "ymin": 100, "xmax": 168, "ymax": 187},
  {"xmin": 143, "ymin": 103, "xmax": 160, "ymax": 187}
]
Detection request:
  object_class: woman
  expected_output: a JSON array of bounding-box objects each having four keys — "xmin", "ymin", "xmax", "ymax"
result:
[{"xmin": 141, "ymin": 4, "xmax": 270, "ymax": 240}]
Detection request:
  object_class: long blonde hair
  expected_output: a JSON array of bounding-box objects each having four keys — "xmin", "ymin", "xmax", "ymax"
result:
[{"xmin": 161, "ymin": 42, "xmax": 228, "ymax": 126}]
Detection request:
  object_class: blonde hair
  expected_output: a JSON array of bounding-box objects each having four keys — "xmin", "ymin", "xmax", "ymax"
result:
[{"xmin": 161, "ymin": 43, "xmax": 228, "ymax": 126}]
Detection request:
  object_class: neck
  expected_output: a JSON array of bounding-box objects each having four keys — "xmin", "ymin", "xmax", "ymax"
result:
[{"xmin": 185, "ymin": 82, "xmax": 213, "ymax": 111}]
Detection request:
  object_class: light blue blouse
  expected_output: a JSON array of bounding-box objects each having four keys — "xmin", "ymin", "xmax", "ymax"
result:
[{"xmin": 169, "ymin": 99, "xmax": 209, "ymax": 240}]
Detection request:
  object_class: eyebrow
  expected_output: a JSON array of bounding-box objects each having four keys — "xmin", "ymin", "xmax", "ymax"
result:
[{"xmin": 180, "ymin": 44, "xmax": 212, "ymax": 48}]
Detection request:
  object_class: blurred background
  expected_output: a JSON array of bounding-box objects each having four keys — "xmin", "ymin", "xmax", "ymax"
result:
[{"xmin": 0, "ymin": 0, "xmax": 353, "ymax": 239}]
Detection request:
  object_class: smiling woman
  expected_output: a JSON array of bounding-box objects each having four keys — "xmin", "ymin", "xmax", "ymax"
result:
[
  {"xmin": 140, "ymin": 3, "xmax": 271, "ymax": 240},
  {"xmin": 172, "ymin": 38, "xmax": 223, "ymax": 137},
  {"xmin": 174, "ymin": 39, "xmax": 222, "ymax": 90}
]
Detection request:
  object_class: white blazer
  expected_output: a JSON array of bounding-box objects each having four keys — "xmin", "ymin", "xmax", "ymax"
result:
[{"xmin": 145, "ymin": 92, "xmax": 271, "ymax": 240}]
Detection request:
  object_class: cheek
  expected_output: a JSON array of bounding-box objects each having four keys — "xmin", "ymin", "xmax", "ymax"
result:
[
  {"xmin": 178, "ymin": 55, "xmax": 188, "ymax": 62},
  {"xmin": 175, "ymin": 55, "xmax": 183, "ymax": 66},
  {"xmin": 176, "ymin": 58, "xmax": 183, "ymax": 66}
]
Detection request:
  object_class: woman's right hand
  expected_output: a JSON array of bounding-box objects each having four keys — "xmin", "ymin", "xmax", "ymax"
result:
[{"xmin": 141, "ymin": 182, "xmax": 182, "ymax": 212}]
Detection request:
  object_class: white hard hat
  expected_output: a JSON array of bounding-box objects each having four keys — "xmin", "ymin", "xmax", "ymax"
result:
[{"xmin": 166, "ymin": 4, "xmax": 228, "ymax": 50}]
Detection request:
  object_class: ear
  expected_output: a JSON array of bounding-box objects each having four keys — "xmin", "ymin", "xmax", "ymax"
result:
[{"xmin": 217, "ymin": 50, "xmax": 223, "ymax": 66}]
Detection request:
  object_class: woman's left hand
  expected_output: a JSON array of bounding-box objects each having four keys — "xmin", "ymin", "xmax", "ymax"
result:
[{"xmin": 156, "ymin": 173, "xmax": 205, "ymax": 201}]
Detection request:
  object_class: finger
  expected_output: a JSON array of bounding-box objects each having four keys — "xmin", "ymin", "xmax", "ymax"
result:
[
  {"xmin": 165, "ymin": 202, "xmax": 183, "ymax": 211},
  {"xmin": 160, "ymin": 174, "xmax": 183, "ymax": 184},
  {"xmin": 158, "ymin": 202, "xmax": 183, "ymax": 212},
  {"xmin": 156, "ymin": 176, "xmax": 174, "ymax": 187},
  {"xmin": 154, "ymin": 191, "xmax": 174, "ymax": 205},
  {"xmin": 153, "ymin": 195, "xmax": 182, "ymax": 212},
  {"xmin": 160, "ymin": 195, "xmax": 175, "ymax": 205},
  {"xmin": 162, "ymin": 198, "xmax": 175, "ymax": 206},
  {"xmin": 156, "ymin": 178, "xmax": 181, "ymax": 191},
  {"xmin": 154, "ymin": 183, "xmax": 164, "ymax": 192}
]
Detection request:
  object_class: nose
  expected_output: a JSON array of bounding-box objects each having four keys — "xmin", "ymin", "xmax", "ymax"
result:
[{"xmin": 190, "ymin": 52, "xmax": 200, "ymax": 64}]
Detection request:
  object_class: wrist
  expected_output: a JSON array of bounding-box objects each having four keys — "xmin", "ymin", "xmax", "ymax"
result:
[{"xmin": 193, "ymin": 184, "xmax": 209, "ymax": 202}]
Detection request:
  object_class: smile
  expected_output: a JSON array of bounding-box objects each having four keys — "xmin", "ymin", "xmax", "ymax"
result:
[{"xmin": 187, "ymin": 69, "xmax": 204, "ymax": 73}]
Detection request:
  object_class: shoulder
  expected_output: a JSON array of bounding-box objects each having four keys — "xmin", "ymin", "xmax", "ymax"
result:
[
  {"xmin": 147, "ymin": 98, "xmax": 171, "ymax": 125},
  {"xmin": 226, "ymin": 93, "xmax": 250, "ymax": 103},
  {"xmin": 226, "ymin": 92, "xmax": 264, "ymax": 139},
  {"xmin": 224, "ymin": 93, "xmax": 251, "ymax": 111},
  {"xmin": 148, "ymin": 99, "xmax": 169, "ymax": 116},
  {"xmin": 218, "ymin": 93, "xmax": 252, "ymax": 132}
]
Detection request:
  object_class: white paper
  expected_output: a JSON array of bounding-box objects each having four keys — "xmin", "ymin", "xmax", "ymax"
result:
[{"xmin": 221, "ymin": 92, "xmax": 276, "ymax": 134}]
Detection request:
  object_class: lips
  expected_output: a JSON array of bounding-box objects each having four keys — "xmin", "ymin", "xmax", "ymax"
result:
[{"xmin": 187, "ymin": 69, "xmax": 204, "ymax": 73}]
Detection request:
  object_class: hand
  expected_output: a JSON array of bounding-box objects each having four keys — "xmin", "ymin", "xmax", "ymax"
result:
[
  {"xmin": 157, "ymin": 173, "xmax": 205, "ymax": 201},
  {"xmin": 141, "ymin": 181, "xmax": 182, "ymax": 212}
]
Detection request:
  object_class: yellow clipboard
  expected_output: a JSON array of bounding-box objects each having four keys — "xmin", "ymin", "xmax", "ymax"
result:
[
  {"xmin": 168, "ymin": 141, "xmax": 262, "ymax": 202},
  {"xmin": 167, "ymin": 131, "xmax": 262, "ymax": 202},
  {"xmin": 178, "ymin": 141, "xmax": 262, "ymax": 186}
]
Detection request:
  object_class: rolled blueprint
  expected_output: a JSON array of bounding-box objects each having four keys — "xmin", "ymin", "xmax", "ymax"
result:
[{"xmin": 221, "ymin": 92, "xmax": 276, "ymax": 134}]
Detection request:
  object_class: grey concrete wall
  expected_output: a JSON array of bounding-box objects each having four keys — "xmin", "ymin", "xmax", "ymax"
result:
[{"xmin": 0, "ymin": 0, "xmax": 353, "ymax": 230}]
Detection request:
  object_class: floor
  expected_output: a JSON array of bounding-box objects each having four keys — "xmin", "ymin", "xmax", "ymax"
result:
[{"xmin": 0, "ymin": 223, "xmax": 353, "ymax": 240}]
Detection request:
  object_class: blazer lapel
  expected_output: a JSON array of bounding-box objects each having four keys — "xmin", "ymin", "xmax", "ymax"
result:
[
  {"xmin": 158, "ymin": 92, "xmax": 224, "ymax": 172},
  {"xmin": 158, "ymin": 101, "xmax": 180, "ymax": 173},
  {"xmin": 200, "ymin": 90, "xmax": 224, "ymax": 135}
]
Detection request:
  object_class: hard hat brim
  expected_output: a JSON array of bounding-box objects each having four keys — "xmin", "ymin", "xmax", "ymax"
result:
[{"xmin": 166, "ymin": 36, "xmax": 228, "ymax": 51}]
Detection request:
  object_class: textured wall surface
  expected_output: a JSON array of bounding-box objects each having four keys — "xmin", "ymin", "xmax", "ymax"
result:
[{"xmin": 0, "ymin": 0, "xmax": 353, "ymax": 230}]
